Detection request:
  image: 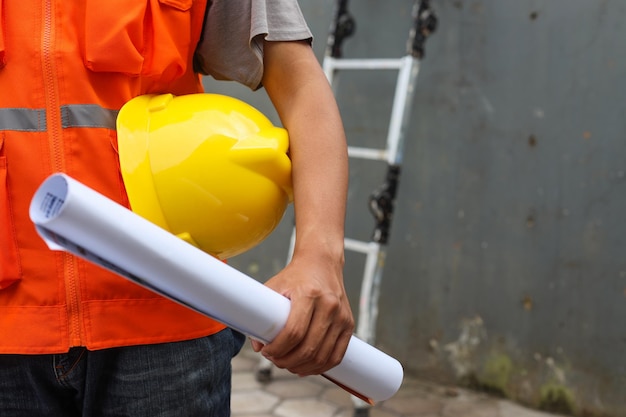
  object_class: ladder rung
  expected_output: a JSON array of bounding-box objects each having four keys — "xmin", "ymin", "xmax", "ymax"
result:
[
  {"xmin": 347, "ymin": 146, "xmax": 388, "ymax": 161},
  {"xmin": 344, "ymin": 238, "xmax": 379, "ymax": 255},
  {"xmin": 325, "ymin": 58, "xmax": 405, "ymax": 71}
]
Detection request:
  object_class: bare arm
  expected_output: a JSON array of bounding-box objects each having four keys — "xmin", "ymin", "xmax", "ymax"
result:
[{"xmin": 251, "ymin": 39, "xmax": 354, "ymax": 376}]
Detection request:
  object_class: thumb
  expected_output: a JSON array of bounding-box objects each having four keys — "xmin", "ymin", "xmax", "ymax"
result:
[{"xmin": 250, "ymin": 338, "xmax": 264, "ymax": 353}]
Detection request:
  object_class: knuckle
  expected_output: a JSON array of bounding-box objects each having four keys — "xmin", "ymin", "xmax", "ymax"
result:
[
  {"xmin": 284, "ymin": 326, "xmax": 306, "ymax": 345},
  {"xmin": 317, "ymin": 293, "xmax": 342, "ymax": 315},
  {"xmin": 325, "ymin": 293, "xmax": 342, "ymax": 309},
  {"xmin": 342, "ymin": 311, "xmax": 355, "ymax": 327},
  {"xmin": 301, "ymin": 346, "xmax": 317, "ymax": 362}
]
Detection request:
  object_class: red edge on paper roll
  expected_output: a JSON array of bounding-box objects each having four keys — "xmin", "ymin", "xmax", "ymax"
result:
[{"xmin": 322, "ymin": 374, "xmax": 375, "ymax": 405}]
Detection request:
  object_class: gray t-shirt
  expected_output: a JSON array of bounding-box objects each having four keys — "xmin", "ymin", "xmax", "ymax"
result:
[{"xmin": 195, "ymin": 0, "xmax": 313, "ymax": 91}]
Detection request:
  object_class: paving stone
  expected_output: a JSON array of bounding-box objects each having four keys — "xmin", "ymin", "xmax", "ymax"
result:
[
  {"xmin": 233, "ymin": 372, "xmax": 265, "ymax": 390},
  {"xmin": 442, "ymin": 398, "xmax": 500, "ymax": 417},
  {"xmin": 406, "ymin": 414, "xmax": 440, "ymax": 417},
  {"xmin": 382, "ymin": 396, "xmax": 443, "ymax": 416},
  {"xmin": 265, "ymin": 378, "xmax": 324, "ymax": 398},
  {"xmin": 231, "ymin": 390, "xmax": 280, "ymax": 415},
  {"xmin": 233, "ymin": 415, "xmax": 275, "ymax": 417},
  {"xmin": 395, "ymin": 378, "xmax": 455, "ymax": 400},
  {"xmin": 321, "ymin": 386, "xmax": 355, "ymax": 407},
  {"xmin": 238, "ymin": 345, "xmax": 258, "ymax": 358},
  {"xmin": 498, "ymin": 400, "xmax": 567, "ymax": 417},
  {"xmin": 370, "ymin": 408, "xmax": 404, "ymax": 417},
  {"xmin": 232, "ymin": 353, "xmax": 258, "ymax": 372},
  {"xmin": 274, "ymin": 398, "xmax": 338, "ymax": 417},
  {"xmin": 333, "ymin": 409, "xmax": 354, "ymax": 417}
]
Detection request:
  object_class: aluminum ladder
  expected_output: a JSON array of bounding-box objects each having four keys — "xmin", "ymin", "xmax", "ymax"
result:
[{"xmin": 255, "ymin": 2, "xmax": 437, "ymax": 416}]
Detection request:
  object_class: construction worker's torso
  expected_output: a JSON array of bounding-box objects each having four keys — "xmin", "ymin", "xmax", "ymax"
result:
[{"xmin": 0, "ymin": 0, "xmax": 226, "ymax": 354}]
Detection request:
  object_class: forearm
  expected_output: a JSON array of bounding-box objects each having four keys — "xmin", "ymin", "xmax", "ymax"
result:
[
  {"xmin": 287, "ymin": 86, "xmax": 348, "ymax": 264},
  {"xmin": 262, "ymin": 41, "xmax": 348, "ymax": 266}
]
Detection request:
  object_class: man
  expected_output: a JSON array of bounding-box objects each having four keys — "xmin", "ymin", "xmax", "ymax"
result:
[{"xmin": 0, "ymin": 0, "xmax": 354, "ymax": 415}]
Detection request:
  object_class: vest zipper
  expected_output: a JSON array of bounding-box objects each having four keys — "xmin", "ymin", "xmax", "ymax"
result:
[{"xmin": 42, "ymin": 0, "xmax": 83, "ymax": 347}]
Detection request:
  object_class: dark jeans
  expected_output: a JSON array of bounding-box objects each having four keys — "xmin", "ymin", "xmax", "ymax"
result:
[{"xmin": 0, "ymin": 328, "xmax": 246, "ymax": 417}]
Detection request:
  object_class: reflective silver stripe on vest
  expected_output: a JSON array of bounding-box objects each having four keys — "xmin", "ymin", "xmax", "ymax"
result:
[
  {"xmin": 0, "ymin": 105, "xmax": 119, "ymax": 131},
  {"xmin": 0, "ymin": 108, "xmax": 46, "ymax": 131},
  {"xmin": 61, "ymin": 105, "xmax": 119, "ymax": 130}
]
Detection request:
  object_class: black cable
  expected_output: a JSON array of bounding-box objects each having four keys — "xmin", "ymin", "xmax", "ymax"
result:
[
  {"xmin": 327, "ymin": 0, "xmax": 356, "ymax": 58},
  {"xmin": 369, "ymin": 165, "xmax": 401, "ymax": 244},
  {"xmin": 408, "ymin": 0, "xmax": 438, "ymax": 58}
]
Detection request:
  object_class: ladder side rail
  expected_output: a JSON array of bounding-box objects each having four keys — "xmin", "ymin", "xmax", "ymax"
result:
[
  {"xmin": 354, "ymin": 243, "xmax": 382, "ymax": 344},
  {"xmin": 385, "ymin": 56, "xmax": 420, "ymax": 165},
  {"xmin": 356, "ymin": 250, "xmax": 386, "ymax": 344},
  {"xmin": 285, "ymin": 227, "xmax": 296, "ymax": 264}
]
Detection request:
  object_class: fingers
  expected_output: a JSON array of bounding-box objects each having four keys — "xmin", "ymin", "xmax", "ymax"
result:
[
  {"xmin": 260, "ymin": 284, "xmax": 354, "ymax": 376},
  {"xmin": 284, "ymin": 309, "xmax": 353, "ymax": 376},
  {"xmin": 250, "ymin": 339, "xmax": 264, "ymax": 353}
]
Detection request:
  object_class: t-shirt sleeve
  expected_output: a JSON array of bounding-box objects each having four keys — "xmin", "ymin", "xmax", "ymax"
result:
[{"xmin": 194, "ymin": 0, "xmax": 313, "ymax": 91}]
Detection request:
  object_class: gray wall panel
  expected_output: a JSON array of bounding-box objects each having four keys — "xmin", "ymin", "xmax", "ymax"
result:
[{"xmin": 203, "ymin": 1, "xmax": 626, "ymax": 415}]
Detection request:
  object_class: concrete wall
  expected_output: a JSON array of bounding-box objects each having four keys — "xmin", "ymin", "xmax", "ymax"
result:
[{"xmin": 203, "ymin": 1, "xmax": 626, "ymax": 415}]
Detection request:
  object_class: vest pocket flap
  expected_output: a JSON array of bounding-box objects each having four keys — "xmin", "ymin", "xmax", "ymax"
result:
[
  {"xmin": 159, "ymin": 0, "xmax": 193, "ymax": 11},
  {"xmin": 84, "ymin": 0, "xmax": 148, "ymax": 74},
  {"xmin": 84, "ymin": 0, "xmax": 194, "ymax": 80}
]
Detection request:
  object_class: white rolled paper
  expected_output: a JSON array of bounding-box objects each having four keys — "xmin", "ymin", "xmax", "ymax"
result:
[{"xmin": 29, "ymin": 173, "xmax": 403, "ymax": 403}]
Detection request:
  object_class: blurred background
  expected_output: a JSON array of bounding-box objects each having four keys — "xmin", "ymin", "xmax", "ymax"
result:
[{"xmin": 203, "ymin": 1, "xmax": 626, "ymax": 416}]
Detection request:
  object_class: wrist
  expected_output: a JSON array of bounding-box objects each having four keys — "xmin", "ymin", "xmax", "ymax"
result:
[{"xmin": 292, "ymin": 232, "xmax": 345, "ymax": 267}]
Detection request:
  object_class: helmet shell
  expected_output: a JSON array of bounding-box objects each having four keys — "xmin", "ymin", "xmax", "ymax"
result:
[{"xmin": 117, "ymin": 93, "xmax": 293, "ymax": 259}]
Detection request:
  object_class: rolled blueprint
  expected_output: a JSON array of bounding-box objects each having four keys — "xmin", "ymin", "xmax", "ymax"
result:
[{"xmin": 29, "ymin": 173, "xmax": 404, "ymax": 403}]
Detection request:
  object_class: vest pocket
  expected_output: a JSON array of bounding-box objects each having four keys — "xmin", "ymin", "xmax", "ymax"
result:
[
  {"xmin": 84, "ymin": 0, "xmax": 194, "ymax": 82},
  {"xmin": 0, "ymin": 136, "xmax": 22, "ymax": 289}
]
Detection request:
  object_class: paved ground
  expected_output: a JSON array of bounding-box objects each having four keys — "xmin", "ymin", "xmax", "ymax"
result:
[{"xmin": 231, "ymin": 346, "xmax": 567, "ymax": 417}]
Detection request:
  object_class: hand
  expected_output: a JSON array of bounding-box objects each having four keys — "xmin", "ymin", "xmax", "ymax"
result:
[{"xmin": 251, "ymin": 251, "xmax": 355, "ymax": 376}]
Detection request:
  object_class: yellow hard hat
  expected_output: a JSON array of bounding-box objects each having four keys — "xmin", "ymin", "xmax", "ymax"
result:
[{"xmin": 116, "ymin": 93, "xmax": 293, "ymax": 259}]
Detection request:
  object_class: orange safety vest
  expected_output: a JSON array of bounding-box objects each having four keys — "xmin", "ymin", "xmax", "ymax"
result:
[{"xmin": 0, "ymin": 0, "xmax": 226, "ymax": 354}]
